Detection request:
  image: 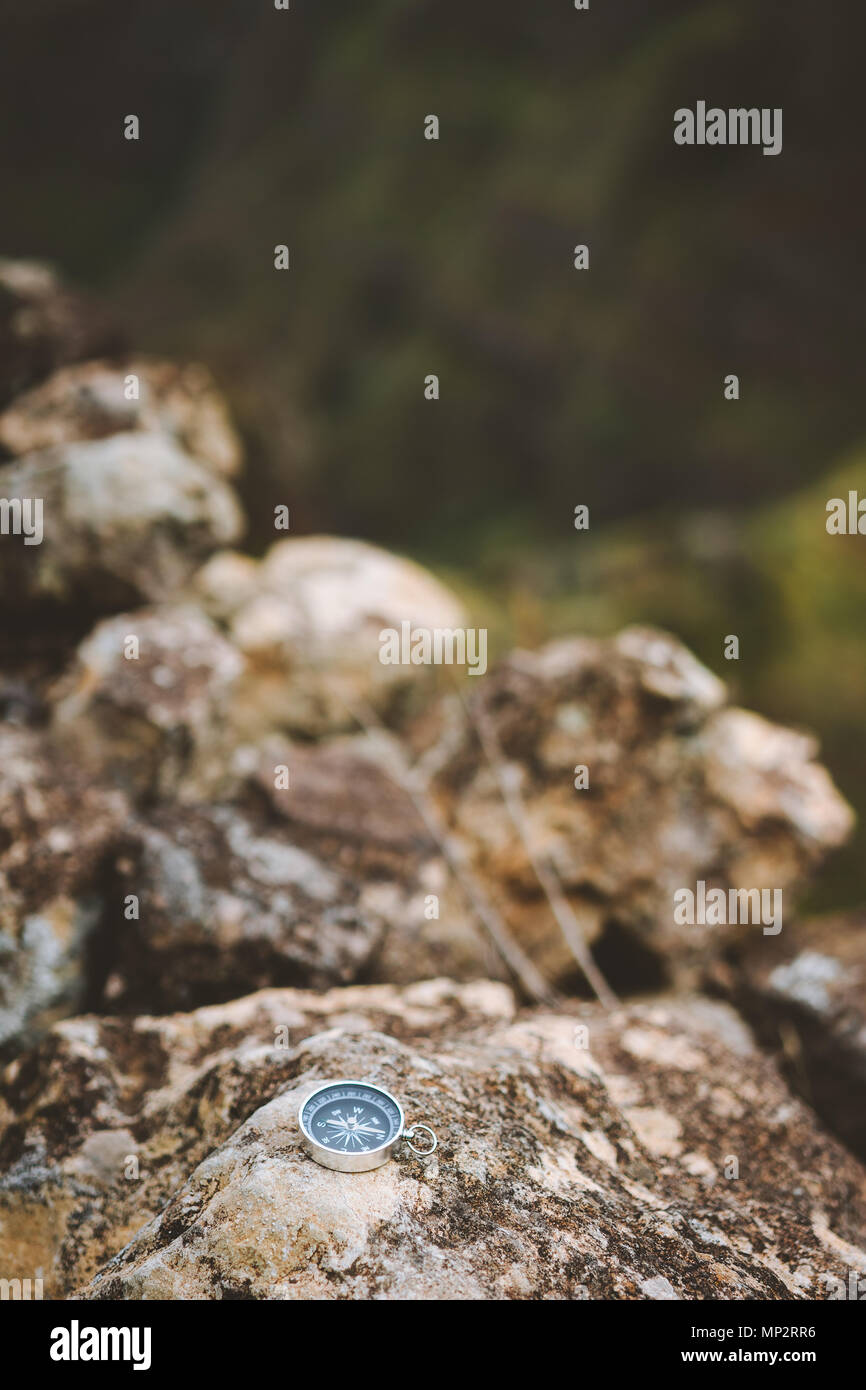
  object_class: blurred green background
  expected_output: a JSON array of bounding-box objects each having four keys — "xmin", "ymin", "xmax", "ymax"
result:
[{"xmin": 0, "ymin": 0, "xmax": 863, "ymax": 905}]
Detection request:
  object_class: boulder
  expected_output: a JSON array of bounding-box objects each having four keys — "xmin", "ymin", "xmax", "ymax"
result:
[
  {"xmin": 0, "ymin": 432, "xmax": 243, "ymax": 615},
  {"xmin": 0, "ymin": 358, "xmax": 241, "ymax": 478},
  {"xmin": 99, "ymin": 800, "xmax": 392, "ymax": 1012},
  {"xmin": 1, "ymin": 982, "xmax": 863, "ymax": 1299},
  {"xmin": 93, "ymin": 740, "xmax": 497, "ymax": 1013},
  {"xmin": 50, "ymin": 605, "xmax": 245, "ymax": 801},
  {"xmin": 193, "ymin": 536, "xmax": 468, "ymax": 735},
  {"xmin": 419, "ymin": 629, "xmax": 854, "ymax": 989},
  {"xmin": 42, "ymin": 617, "xmax": 856, "ymax": 1014}
]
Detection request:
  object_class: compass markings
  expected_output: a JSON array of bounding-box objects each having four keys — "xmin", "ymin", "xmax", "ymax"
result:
[{"xmin": 322, "ymin": 1104, "xmax": 387, "ymax": 1150}]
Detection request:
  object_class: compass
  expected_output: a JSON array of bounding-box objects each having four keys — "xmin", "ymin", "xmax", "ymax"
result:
[{"xmin": 299, "ymin": 1079, "xmax": 438, "ymax": 1172}]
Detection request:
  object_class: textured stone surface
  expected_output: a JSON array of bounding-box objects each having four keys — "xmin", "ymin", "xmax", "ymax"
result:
[
  {"xmin": 101, "ymin": 801, "xmax": 390, "ymax": 1012},
  {"xmin": 730, "ymin": 913, "xmax": 866, "ymax": 1162},
  {"xmin": 1, "ymin": 982, "xmax": 863, "ymax": 1300},
  {"xmin": 50, "ymin": 605, "xmax": 245, "ymax": 802},
  {"xmin": 252, "ymin": 740, "xmax": 500, "ymax": 987},
  {"xmin": 418, "ymin": 629, "xmax": 854, "ymax": 989},
  {"xmin": 0, "ymin": 726, "xmax": 127, "ymax": 1052},
  {"xmin": 39, "ymin": 616, "xmax": 858, "ymax": 1017},
  {"xmin": 0, "ymin": 358, "xmax": 241, "ymax": 478},
  {"xmin": 19, "ymin": 623, "xmax": 500, "ymax": 1028},
  {"xmin": 0, "ymin": 980, "xmax": 514, "ymax": 1296},
  {"xmin": 193, "ymin": 536, "xmax": 468, "ymax": 734},
  {"xmin": 93, "ymin": 739, "xmax": 496, "ymax": 1013},
  {"xmin": 0, "ymin": 431, "xmax": 243, "ymax": 614}
]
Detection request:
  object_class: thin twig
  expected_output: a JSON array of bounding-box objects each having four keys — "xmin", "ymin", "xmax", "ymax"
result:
[
  {"xmin": 456, "ymin": 682, "xmax": 618, "ymax": 1011},
  {"xmin": 338, "ymin": 689, "xmax": 556, "ymax": 1006}
]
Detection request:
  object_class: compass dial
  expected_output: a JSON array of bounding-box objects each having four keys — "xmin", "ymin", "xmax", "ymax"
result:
[{"xmin": 300, "ymin": 1082, "xmax": 402, "ymax": 1157}]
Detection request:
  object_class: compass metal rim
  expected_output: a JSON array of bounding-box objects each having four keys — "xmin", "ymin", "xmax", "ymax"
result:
[{"xmin": 299, "ymin": 1078, "xmax": 405, "ymax": 1172}]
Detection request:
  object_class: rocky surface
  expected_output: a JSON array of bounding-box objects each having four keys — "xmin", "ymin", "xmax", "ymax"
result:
[
  {"xmin": 0, "ymin": 259, "xmax": 244, "ymax": 624},
  {"xmin": 0, "ymin": 358, "xmax": 242, "ymax": 478},
  {"xmin": 0, "ymin": 432, "xmax": 243, "ymax": 615},
  {"xmin": 0, "ymin": 980, "xmax": 515, "ymax": 1297},
  {"xmin": 418, "ymin": 630, "xmax": 854, "ymax": 989},
  {"xmin": 0, "ymin": 725, "xmax": 128, "ymax": 1053},
  {"xmin": 1, "ymin": 981, "xmax": 864, "ymax": 1300},
  {"xmin": 728, "ymin": 913, "xmax": 866, "ymax": 1162},
  {"xmin": 101, "ymin": 796, "xmax": 402, "ymax": 1012},
  {"xmin": 193, "ymin": 536, "xmax": 468, "ymax": 734},
  {"xmin": 91, "ymin": 740, "xmax": 495, "ymax": 1013},
  {"xmin": 46, "ymin": 533, "xmax": 472, "ymax": 800},
  {"xmin": 31, "ymin": 610, "xmax": 856, "ymax": 1026},
  {"xmin": 50, "ymin": 605, "xmax": 246, "ymax": 802},
  {"xmin": 12, "ymin": 652, "xmax": 498, "ymax": 1024}
]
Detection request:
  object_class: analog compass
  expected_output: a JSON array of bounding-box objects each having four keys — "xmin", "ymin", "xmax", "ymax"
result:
[{"xmin": 299, "ymin": 1080, "xmax": 438, "ymax": 1172}]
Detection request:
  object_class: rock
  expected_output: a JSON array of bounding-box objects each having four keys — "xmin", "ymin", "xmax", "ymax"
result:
[
  {"xmin": 41, "ymin": 602, "xmax": 506, "ymax": 1012},
  {"xmin": 0, "ymin": 431, "xmax": 243, "ymax": 615},
  {"xmin": 44, "ymin": 616, "xmax": 855, "ymax": 1011},
  {"xmin": 255, "ymin": 739, "xmax": 431, "ymax": 857},
  {"xmin": 0, "ymin": 980, "xmax": 515, "ymax": 1296},
  {"xmin": 100, "ymin": 801, "xmax": 389, "ymax": 1012},
  {"xmin": 0, "ymin": 658, "xmax": 498, "ymax": 1043},
  {"xmin": 2, "ymin": 983, "xmax": 864, "ymax": 1299},
  {"xmin": 418, "ymin": 628, "xmax": 854, "ymax": 989},
  {"xmin": 728, "ymin": 913, "xmax": 866, "ymax": 1162},
  {"xmin": 700, "ymin": 707, "xmax": 854, "ymax": 849},
  {"xmin": 0, "ymin": 260, "xmax": 125, "ymax": 411},
  {"xmin": 0, "ymin": 358, "xmax": 242, "ymax": 478},
  {"xmin": 50, "ymin": 605, "xmax": 246, "ymax": 801},
  {"xmin": 0, "ymin": 726, "xmax": 127, "ymax": 1053},
  {"xmin": 90, "ymin": 740, "xmax": 498, "ymax": 1012},
  {"xmin": 253, "ymin": 740, "xmax": 502, "ymax": 987},
  {"xmin": 193, "ymin": 536, "xmax": 468, "ymax": 735}
]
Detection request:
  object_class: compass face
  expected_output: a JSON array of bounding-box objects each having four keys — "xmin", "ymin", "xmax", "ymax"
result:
[{"xmin": 300, "ymin": 1082, "xmax": 402, "ymax": 1158}]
